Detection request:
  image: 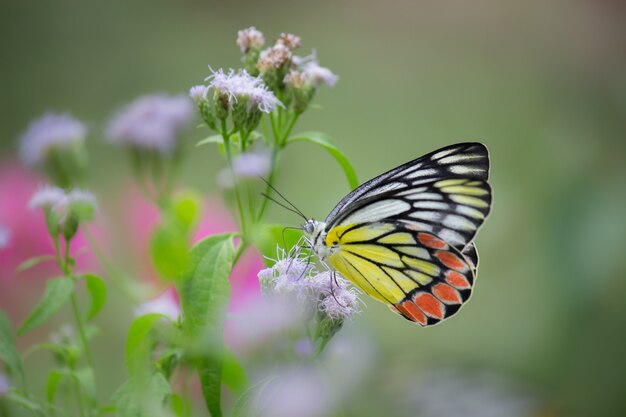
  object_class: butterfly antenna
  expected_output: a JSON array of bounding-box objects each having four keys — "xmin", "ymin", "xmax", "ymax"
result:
[
  {"xmin": 260, "ymin": 193, "xmax": 307, "ymax": 222},
  {"xmin": 259, "ymin": 177, "xmax": 308, "ymax": 220}
]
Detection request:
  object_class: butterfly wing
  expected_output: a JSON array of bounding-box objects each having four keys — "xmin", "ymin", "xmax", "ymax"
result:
[
  {"xmin": 325, "ymin": 222, "xmax": 475, "ymax": 326},
  {"xmin": 325, "ymin": 142, "xmax": 491, "ymax": 250}
]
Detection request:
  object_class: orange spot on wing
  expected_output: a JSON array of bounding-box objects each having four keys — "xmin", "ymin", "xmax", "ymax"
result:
[
  {"xmin": 436, "ymin": 250, "xmax": 467, "ymax": 271},
  {"xmin": 414, "ymin": 293, "xmax": 444, "ymax": 319},
  {"xmin": 433, "ymin": 283, "xmax": 462, "ymax": 304},
  {"xmin": 417, "ymin": 233, "xmax": 447, "ymax": 249},
  {"xmin": 445, "ymin": 270, "xmax": 471, "ymax": 289},
  {"xmin": 396, "ymin": 301, "xmax": 427, "ymax": 325}
]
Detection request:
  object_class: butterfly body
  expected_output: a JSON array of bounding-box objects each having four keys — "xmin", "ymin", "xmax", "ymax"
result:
[{"xmin": 303, "ymin": 143, "xmax": 492, "ymax": 326}]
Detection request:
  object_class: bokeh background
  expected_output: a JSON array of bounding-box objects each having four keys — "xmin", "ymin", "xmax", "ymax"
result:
[{"xmin": 1, "ymin": 1, "xmax": 626, "ymax": 416}]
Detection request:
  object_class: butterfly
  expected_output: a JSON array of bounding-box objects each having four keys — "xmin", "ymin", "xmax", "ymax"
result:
[{"xmin": 302, "ymin": 142, "xmax": 492, "ymax": 326}]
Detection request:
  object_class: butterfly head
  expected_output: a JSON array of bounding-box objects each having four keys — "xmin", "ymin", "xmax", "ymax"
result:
[{"xmin": 302, "ymin": 219, "xmax": 332, "ymax": 260}]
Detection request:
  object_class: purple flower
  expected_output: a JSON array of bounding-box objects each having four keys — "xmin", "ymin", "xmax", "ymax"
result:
[
  {"xmin": 237, "ymin": 27, "xmax": 265, "ymax": 53},
  {"xmin": 258, "ymin": 246, "xmax": 360, "ymax": 321},
  {"xmin": 232, "ymin": 149, "xmax": 271, "ymax": 178},
  {"xmin": 0, "ymin": 373, "xmax": 11, "ymax": 394},
  {"xmin": 19, "ymin": 113, "xmax": 87, "ymax": 167},
  {"xmin": 206, "ymin": 69, "xmax": 282, "ymax": 113},
  {"xmin": 28, "ymin": 185, "xmax": 67, "ymax": 210},
  {"xmin": 257, "ymin": 45, "xmax": 292, "ymax": 72},
  {"xmin": 189, "ymin": 85, "xmax": 209, "ymax": 103},
  {"xmin": 301, "ymin": 62, "xmax": 339, "ymax": 87},
  {"xmin": 106, "ymin": 94, "xmax": 195, "ymax": 155},
  {"xmin": 258, "ymin": 367, "xmax": 335, "ymax": 417}
]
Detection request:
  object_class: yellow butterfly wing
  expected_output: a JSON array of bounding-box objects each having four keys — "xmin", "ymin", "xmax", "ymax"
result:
[
  {"xmin": 317, "ymin": 142, "xmax": 491, "ymax": 325},
  {"xmin": 325, "ymin": 222, "xmax": 475, "ymax": 327}
]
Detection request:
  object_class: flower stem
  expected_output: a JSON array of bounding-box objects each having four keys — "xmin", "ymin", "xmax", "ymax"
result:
[
  {"xmin": 255, "ymin": 113, "xmax": 300, "ymax": 222},
  {"xmin": 221, "ymin": 119, "xmax": 247, "ymax": 239}
]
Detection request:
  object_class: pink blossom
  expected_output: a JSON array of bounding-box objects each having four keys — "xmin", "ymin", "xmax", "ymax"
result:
[
  {"xmin": 0, "ymin": 158, "xmax": 100, "ymax": 317},
  {"xmin": 119, "ymin": 187, "xmax": 264, "ymax": 311}
]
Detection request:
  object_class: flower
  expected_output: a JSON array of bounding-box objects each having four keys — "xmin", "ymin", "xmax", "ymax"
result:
[
  {"xmin": 232, "ymin": 149, "xmax": 271, "ymax": 178},
  {"xmin": 49, "ymin": 324, "xmax": 75, "ymax": 344},
  {"xmin": 18, "ymin": 113, "xmax": 87, "ymax": 167},
  {"xmin": 0, "ymin": 372, "xmax": 10, "ymax": 395},
  {"xmin": 258, "ymin": 247, "xmax": 360, "ymax": 321},
  {"xmin": 0, "ymin": 160, "xmax": 100, "ymax": 300},
  {"xmin": 0, "ymin": 224, "xmax": 9, "ymax": 250},
  {"xmin": 66, "ymin": 189, "xmax": 97, "ymax": 222},
  {"xmin": 67, "ymin": 189, "xmax": 97, "ymax": 208},
  {"xmin": 284, "ymin": 70, "xmax": 308, "ymax": 89},
  {"xmin": 276, "ymin": 33, "xmax": 301, "ymax": 50},
  {"xmin": 257, "ymin": 45, "xmax": 292, "ymax": 72},
  {"xmin": 257, "ymin": 367, "xmax": 335, "ymax": 417},
  {"xmin": 189, "ymin": 85, "xmax": 209, "ymax": 103},
  {"xmin": 301, "ymin": 62, "xmax": 339, "ymax": 87},
  {"xmin": 206, "ymin": 68, "xmax": 282, "ymax": 113},
  {"xmin": 237, "ymin": 26, "xmax": 265, "ymax": 53},
  {"xmin": 258, "ymin": 246, "xmax": 312, "ymax": 298},
  {"xmin": 105, "ymin": 94, "xmax": 195, "ymax": 155},
  {"xmin": 134, "ymin": 288, "xmax": 181, "ymax": 320},
  {"xmin": 311, "ymin": 272, "xmax": 360, "ymax": 320},
  {"xmin": 119, "ymin": 186, "xmax": 263, "ymax": 308},
  {"xmin": 27, "ymin": 185, "xmax": 67, "ymax": 210}
]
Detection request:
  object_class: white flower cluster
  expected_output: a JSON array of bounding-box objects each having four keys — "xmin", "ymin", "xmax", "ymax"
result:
[
  {"xmin": 205, "ymin": 68, "xmax": 283, "ymax": 113},
  {"xmin": 287, "ymin": 52, "xmax": 339, "ymax": 88},
  {"xmin": 258, "ymin": 247, "xmax": 360, "ymax": 321},
  {"xmin": 28, "ymin": 185, "xmax": 97, "ymax": 212},
  {"xmin": 237, "ymin": 26, "xmax": 265, "ymax": 53},
  {"xmin": 105, "ymin": 94, "xmax": 195, "ymax": 155},
  {"xmin": 19, "ymin": 113, "xmax": 87, "ymax": 167}
]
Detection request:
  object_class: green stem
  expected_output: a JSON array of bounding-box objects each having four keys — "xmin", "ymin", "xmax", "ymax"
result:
[
  {"xmin": 255, "ymin": 113, "xmax": 300, "ymax": 222},
  {"xmin": 233, "ymin": 240, "xmax": 247, "ymax": 265},
  {"xmin": 73, "ymin": 377, "xmax": 85, "ymax": 417},
  {"xmin": 281, "ymin": 113, "xmax": 299, "ymax": 146},
  {"xmin": 64, "ymin": 238, "xmax": 97, "ymax": 413},
  {"xmin": 221, "ymin": 120, "xmax": 247, "ymax": 238},
  {"xmin": 82, "ymin": 227, "xmax": 143, "ymax": 302},
  {"xmin": 70, "ymin": 293, "xmax": 95, "ymax": 372}
]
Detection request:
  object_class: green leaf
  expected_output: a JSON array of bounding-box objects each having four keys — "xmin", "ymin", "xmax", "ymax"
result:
[
  {"xmin": 222, "ymin": 348, "xmax": 248, "ymax": 396},
  {"xmin": 176, "ymin": 233, "xmax": 235, "ymax": 417},
  {"xmin": 253, "ymin": 224, "xmax": 303, "ymax": 267},
  {"xmin": 83, "ymin": 273, "xmax": 107, "ymax": 320},
  {"xmin": 196, "ymin": 134, "xmax": 224, "ymax": 147},
  {"xmin": 167, "ymin": 393, "xmax": 191, "ymax": 417},
  {"xmin": 18, "ymin": 277, "xmax": 75, "ymax": 335},
  {"xmin": 171, "ymin": 190, "xmax": 203, "ymax": 234},
  {"xmin": 0, "ymin": 310, "xmax": 25, "ymax": 387},
  {"xmin": 231, "ymin": 376, "xmax": 276, "ymax": 417},
  {"xmin": 125, "ymin": 313, "xmax": 164, "ymax": 376},
  {"xmin": 177, "ymin": 233, "xmax": 235, "ymax": 334},
  {"xmin": 150, "ymin": 220, "xmax": 190, "ymax": 281},
  {"xmin": 112, "ymin": 373, "xmax": 171, "ymax": 417},
  {"xmin": 46, "ymin": 369, "xmax": 64, "ymax": 404},
  {"xmin": 74, "ymin": 367, "xmax": 97, "ymax": 405},
  {"xmin": 15, "ymin": 255, "xmax": 55, "ymax": 273},
  {"xmin": 4, "ymin": 390, "xmax": 45, "ymax": 416},
  {"xmin": 197, "ymin": 359, "xmax": 223, "ymax": 417},
  {"xmin": 287, "ymin": 131, "xmax": 359, "ymax": 189}
]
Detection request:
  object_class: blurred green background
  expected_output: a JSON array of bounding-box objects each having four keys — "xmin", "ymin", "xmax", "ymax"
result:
[{"xmin": 2, "ymin": 1, "xmax": 626, "ymax": 416}]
